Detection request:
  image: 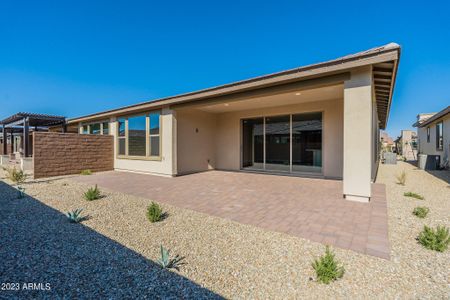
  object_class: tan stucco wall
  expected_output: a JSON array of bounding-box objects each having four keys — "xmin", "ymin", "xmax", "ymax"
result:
[
  {"xmin": 418, "ymin": 114, "xmax": 450, "ymax": 165},
  {"xmin": 343, "ymin": 67, "xmax": 373, "ymax": 201},
  {"xmin": 176, "ymin": 109, "xmax": 217, "ymax": 175},
  {"xmin": 371, "ymin": 96, "xmax": 380, "ymax": 181},
  {"xmin": 214, "ymin": 98, "xmax": 344, "ymax": 178}
]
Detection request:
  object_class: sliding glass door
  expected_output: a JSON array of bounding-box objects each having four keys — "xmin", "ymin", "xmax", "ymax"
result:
[
  {"xmin": 242, "ymin": 112, "xmax": 322, "ymax": 174},
  {"xmin": 242, "ymin": 118, "xmax": 264, "ymax": 169},
  {"xmin": 265, "ymin": 115, "xmax": 290, "ymax": 172},
  {"xmin": 292, "ymin": 112, "xmax": 322, "ymax": 173}
]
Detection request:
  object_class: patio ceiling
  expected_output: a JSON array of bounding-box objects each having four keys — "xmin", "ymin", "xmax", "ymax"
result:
[{"xmin": 194, "ymin": 84, "xmax": 343, "ymax": 113}]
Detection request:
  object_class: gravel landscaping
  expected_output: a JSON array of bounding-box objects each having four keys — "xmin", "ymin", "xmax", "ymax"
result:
[{"xmin": 0, "ymin": 162, "xmax": 449, "ymax": 299}]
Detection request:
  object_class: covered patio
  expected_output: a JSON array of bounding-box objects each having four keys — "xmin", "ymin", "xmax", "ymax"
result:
[
  {"xmin": 0, "ymin": 112, "xmax": 66, "ymax": 164},
  {"xmin": 73, "ymin": 170, "xmax": 390, "ymax": 259}
]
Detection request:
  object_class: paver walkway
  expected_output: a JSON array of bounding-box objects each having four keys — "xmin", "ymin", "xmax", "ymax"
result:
[{"xmin": 73, "ymin": 170, "xmax": 390, "ymax": 259}]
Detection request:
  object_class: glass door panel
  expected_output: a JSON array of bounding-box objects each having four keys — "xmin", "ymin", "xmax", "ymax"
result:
[
  {"xmin": 265, "ymin": 115, "xmax": 290, "ymax": 172},
  {"xmin": 242, "ymin": 118, "xmax": 264, "ymax": 169},
  {"xmin": 292, "ymin": 112, "xmax": 322, "ymax": 173}
]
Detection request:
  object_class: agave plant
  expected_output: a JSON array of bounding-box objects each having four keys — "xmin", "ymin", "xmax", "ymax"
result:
[
  {"xmin": 83, "ymin": 185, "xmax": 101, "ymax": 201},
  {"xmin": 17, "ymin": 186, "xmax": 26, "ymax": 199},
  {"xmin": 66, "ymin": 209, "xmax": 86, "ymax": 223},
  {"xmin": 156, "ymin": 245, "xmax": 185, "ymax": 271}
]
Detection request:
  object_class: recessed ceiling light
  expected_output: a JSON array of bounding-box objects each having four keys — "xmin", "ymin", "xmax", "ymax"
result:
[{"xmin": 295, "ymin": 92, "xmax": 302, "ymax": 96}]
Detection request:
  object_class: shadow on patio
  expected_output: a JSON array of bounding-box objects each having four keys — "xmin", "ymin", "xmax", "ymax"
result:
[{"xmin": 0, "ymin": 181, "xmax": 222, "ymax": 299}]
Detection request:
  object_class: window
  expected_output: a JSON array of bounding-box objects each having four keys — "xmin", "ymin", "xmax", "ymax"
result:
[
  {"xmin": 81, "ymin": 121, "xmax": 109, "ymax": 135},
  {"xmin": 128, "ymin": 115, "xmax": 146, "ymax": 156},
  {"xmin": 116, "ymin": 111, "xmax": 161, "ymax": 158},
  {"xmin": 102, "ymin": 122, "xmax": 109, "ymax": 135},
  {"xmin": 436, "ymin": 122, "xmax": 443, "ymax": 150},
  {"xmin": 118, "ymin": 118, "xmax": 126, "ymax": 155},
  {"xmin": 89, "ymin": 123, "xmax": 101, "ymax": 135},
  {"xmin": 149, "ymin": 112, "xmax": 160, "ymax": 156},
  {"xmin": 426, "ymin": 127, "xmax": 430, "ymax": 143}
]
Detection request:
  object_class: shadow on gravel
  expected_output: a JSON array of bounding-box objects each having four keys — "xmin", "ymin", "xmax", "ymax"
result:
[
  {"xmin": 404, "ymin": 160, "xmax": 450, "ymax": 185},
  {"xmin": 0, "ymin": 181, "xmax": 223, "ymax": 299},
  {"xmin": 426, "ymin": 170, "xmax": 450, "ymax": 185}
]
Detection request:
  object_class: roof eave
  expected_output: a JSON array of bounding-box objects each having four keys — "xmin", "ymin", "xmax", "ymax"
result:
[{"xmin": 68, "ymin": 44, "xmax": 401, "ymax": 124}]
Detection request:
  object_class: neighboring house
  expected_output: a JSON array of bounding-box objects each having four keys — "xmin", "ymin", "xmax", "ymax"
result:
[
  {"xmin": 413, "ymin": 106, "xmax": 450, "ymax": 168},
  {"xmin": 380, "ymin": 131, "xmax": 395, "ymax": 152},
  {"xmin": 394, "ymin": 130, "xmax": 418, "ymax": 160},
  {"xmin": 67, "ymin": 43, "xmax": 401, "ymax": 202}
]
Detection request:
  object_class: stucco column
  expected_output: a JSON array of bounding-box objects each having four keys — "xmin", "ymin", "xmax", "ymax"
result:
[
  {"xmin": 343, "ymin": 66, "xmax": 373, "ymax": 202},
  {"xmin": 109, "ymin": 117, "xmax": 117, "ymax": 169},
  {"xmin": 162, "ymin": 107, "xmax": 177, "ymax": 176}
]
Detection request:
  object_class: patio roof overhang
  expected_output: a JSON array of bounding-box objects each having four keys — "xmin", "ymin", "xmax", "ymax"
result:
[
  {"xmin": 67, "ymin": 43, "xmax": 400, "ymax": 129},
  {"xmin": 0, "ymin": 112, "xmax": 66, "ymax": 128}
]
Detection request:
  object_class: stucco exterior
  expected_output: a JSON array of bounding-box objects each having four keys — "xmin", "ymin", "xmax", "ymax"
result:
[
  {"xmin": 107, "ymin": 108, "xmax": 177, "ymax": 176},
  {"xmin": 176, "ymin": 109, "xmax": 217, "ymax": 175},
  {"xmin": 417, "ymin": 114, "xmax": 450, "ymax": 166},
  {"xmin": 67, "ymin": 43, "xmax": 400, "ymax": 202},
  {"xmin": 212, "ymin": 98, "xmax": 344, "ymax": 178},
  {"xmin": 342, "ymin": 67, "xmax": 374, "ymax": 201}
]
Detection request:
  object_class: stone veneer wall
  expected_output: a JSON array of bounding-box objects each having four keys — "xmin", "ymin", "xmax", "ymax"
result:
[{"xmin": 33, "ymin": 132, "xmax": 114, "ymax": 179}]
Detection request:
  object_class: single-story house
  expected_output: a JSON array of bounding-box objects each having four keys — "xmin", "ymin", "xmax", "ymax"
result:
[
  {"xmin": 67, "ymin": 43, "xmax": 401, "ymax": 202},
  {"xmin": 414, "ymin": 106, "xmax": 450, "ymax": 168}
]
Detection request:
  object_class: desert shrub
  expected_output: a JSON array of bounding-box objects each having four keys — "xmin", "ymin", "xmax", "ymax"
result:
[
  {"xmin": 156, "ymin": 245, "xmax": 185, "ymax": 270},
  {"xmin": 413, "ymin": 207, "xmax": 429, "ymax": 218},
  {"xmin": 147, "ymin": 202, "xmax": 165, "ymax": 222},
  {"xmin": 395, "ymin": 171, "xmax": 406, "ymax": 185},
  {"xmin": 312, "ymin": 246, "xmax": 345, "ymax": 284},
  {"xmin": 83, "ymin": 185, "xmax": 101, "ymax": 201},
  {"xmin": 418, "ymin": 225, "xmax": 450, "ymax": 252},
  {"xmin": 404, "ymin": 192, "xmax": 424, "ymax": 200},
  {"xmin": 5, "ymin": 167, "xmax": 28, "ymax": 184},
  {"xmin": 80, "ymin": 169, "xmax": 92, "ymax": 175},
  {"xmin": 66, "ymin": 209, "xmax": 86, "ymax": 223}
]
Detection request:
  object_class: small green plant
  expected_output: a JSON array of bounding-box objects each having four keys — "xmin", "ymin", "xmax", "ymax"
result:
[
  {"xmin": 156, "ymin": 245, "xmax": 185, "ymax": 270},
  {"xmin": 312, "ymin": 246, "xmax": 345, "ymax": 284},
  {"xmin": 418, "ymin": 225, "xmax": 450, "ymax": 252},
  {"xmin": 80, "ymin": 169, "xmax": 92, "ymax": 175},
  {"xmin": 147, "ymin": 202, "xmax": 165, "ymax": 222},
  {"xmin": 413, "ymin": 206, "xmax": 429, "ymax": 218},
  {"xmin": 83, "ymin": 185, "xmax": 101, "ymax": 201},
  {"xmin": 5, "ymin": 167, "xmax": 28, "ymax": 184},
  {"xmin": 17, "ymin": 186, "xmax": 26, "ymax": 199},
  {"xmin": 395, "ymin": 171, "xmax": 406, "ymax": 185},
  {"xmin": 404, "ymin": 192, "xmax": 424, "ymax": 200},
  {"xmin": 66, "ymin": 209, "xmax": 86, "ymax": 223}
]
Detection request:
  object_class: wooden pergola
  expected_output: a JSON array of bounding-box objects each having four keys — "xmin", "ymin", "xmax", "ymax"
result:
[{"xmin": 0, "ymin": 113, "xmax": 66, "ymax": 157}]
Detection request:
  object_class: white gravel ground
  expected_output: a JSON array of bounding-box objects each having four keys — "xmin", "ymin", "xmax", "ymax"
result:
[{"xmin": 0, "ymin": 161, "xmax": 449, "ymax": 299}]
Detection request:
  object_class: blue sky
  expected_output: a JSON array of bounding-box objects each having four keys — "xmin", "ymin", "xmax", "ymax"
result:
[{"xmin": 0, "ymin": 0, "xmax": 449, "ymax": 138}]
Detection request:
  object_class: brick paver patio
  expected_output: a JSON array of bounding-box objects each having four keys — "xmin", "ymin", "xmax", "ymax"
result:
[{"xmin": 73, "ymin": 170, "xmax": 390, "ymax": 259}]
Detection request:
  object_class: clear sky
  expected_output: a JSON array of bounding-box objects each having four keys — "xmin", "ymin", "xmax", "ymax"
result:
[{"xmin": 1, "ymin": 0, "xmax": 449, "ymax": 138}]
